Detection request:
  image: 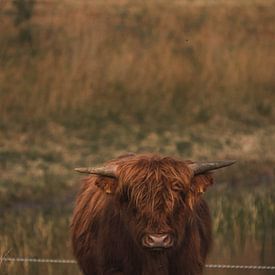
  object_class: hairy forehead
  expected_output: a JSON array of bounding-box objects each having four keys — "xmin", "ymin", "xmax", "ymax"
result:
[
  {"xmin": 113, "ymin": 155, "xmax": 192, "ymax": 212},
  {"xmin": 116, "ymin": 155, "xmax": 192, "ymax": 185}
]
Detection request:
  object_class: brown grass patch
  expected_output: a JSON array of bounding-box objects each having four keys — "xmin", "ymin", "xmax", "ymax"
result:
[{"xmin": 0, "ymin": 0, "xmax": 274, "ymax": 127}]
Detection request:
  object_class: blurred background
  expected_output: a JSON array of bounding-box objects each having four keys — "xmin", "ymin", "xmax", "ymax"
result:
[{"xmin": 0, "ymin": 0, "xmax": 274, "ymax": 274}]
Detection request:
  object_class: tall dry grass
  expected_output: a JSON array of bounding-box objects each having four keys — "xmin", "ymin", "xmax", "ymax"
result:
[
  {"xmin": 0, "ymin": 210, "xmax": 80, "ymax": 275},
  {"xmin": 1, "ymin": 3, "xmax": 274, "ymax": 273},
  {"xmin": 0, "ymin": 0, "xmax": 274, "ymax": 128}
]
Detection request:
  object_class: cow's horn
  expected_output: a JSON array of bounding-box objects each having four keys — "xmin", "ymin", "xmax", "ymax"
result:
[
  {"xmin": 188, "ymin": 160, "xmax": 236, "ymax": 175},
  {"xmin": 74, "ymin": 165, "xmax": 117, "ymax": 178}
]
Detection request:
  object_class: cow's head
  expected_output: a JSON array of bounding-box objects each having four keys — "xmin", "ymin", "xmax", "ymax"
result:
[{"xmin": 75, "ymin": 154, "xmax": 235, "ymax": 251}]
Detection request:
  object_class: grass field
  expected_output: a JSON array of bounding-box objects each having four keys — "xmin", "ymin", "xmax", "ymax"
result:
[
  {"xmin": 0, "ymin": 182, "xmax": 274, "ymax": 275},
  {"xmin": 0, "ymin": 0, "xmax": 275, "ymax": 274},
  {"xmin": 0, "ymin": 0, "xmax": 275, "ymax": 204},
  {"xmin": 0, "ymin": 0, "xmax": 274, "ymax": 127}
]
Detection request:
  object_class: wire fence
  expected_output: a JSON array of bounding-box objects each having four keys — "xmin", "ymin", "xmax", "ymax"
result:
[{"xmin": 1, "ymin": 257, "xmax": 275, "ymax": 270}]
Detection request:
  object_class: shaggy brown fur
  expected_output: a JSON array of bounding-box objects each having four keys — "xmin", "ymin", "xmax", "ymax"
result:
[{"xmin": 71, "ymin": 154, "xmax": 213, "ymax": 275}]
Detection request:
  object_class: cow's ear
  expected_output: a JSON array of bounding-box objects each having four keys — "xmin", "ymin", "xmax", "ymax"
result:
[
  {"xmin": 186, "ymin": 173, "xmax": 214, "ymax": 209},
  {"xmin": 94, "ymin": 176, "xmax": 118, "ymax": 194},
  {"xmin": 191, "ymin": 173, "xmax": 214, "ymax": 194}
]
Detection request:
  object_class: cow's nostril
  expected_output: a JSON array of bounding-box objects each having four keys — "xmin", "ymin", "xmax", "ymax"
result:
[
  {"xmin": 142, "ymin": 235, "xmax": 154, "ymax": 246},
  {"xmin": 163, "ymin": 235, "xmax": 173, "ymax": 246}
]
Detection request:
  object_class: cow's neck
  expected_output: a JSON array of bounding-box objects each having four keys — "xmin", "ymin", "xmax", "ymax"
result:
[{"xmin": 142, "ymin": 253, "xmax": 169, "ymax": 275}]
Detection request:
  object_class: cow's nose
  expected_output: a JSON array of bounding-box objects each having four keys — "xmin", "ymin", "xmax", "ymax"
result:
[{"xmin": 142, "ymin": 234, "xmax": 174, "ymax": 249}]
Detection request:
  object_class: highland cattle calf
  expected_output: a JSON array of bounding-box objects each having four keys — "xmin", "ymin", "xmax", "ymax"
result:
[{"xmin": 71, "ymin": 154, "xmax": 235, "ymax": 275}]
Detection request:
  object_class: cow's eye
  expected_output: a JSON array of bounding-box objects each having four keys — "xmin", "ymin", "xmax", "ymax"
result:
[
  {"xmin": 171, "ymin": 182, "xmax": 184, "ymax": 192},
  {"xmin": 131, "ymin": 205, "xmax": 138, "ymax": 216},
  {"xmin": 180, "ymin": 191, "xmax": 187, "ymax": 201}
]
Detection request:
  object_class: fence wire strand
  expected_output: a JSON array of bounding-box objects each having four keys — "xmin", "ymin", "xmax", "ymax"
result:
[
  {"xmin": 1, "ymin": 257, "xmax": 76, "ymax": 264},
  {"xmin": 1, "ymin": 257, "xmax": 275, "ymax": 270}
]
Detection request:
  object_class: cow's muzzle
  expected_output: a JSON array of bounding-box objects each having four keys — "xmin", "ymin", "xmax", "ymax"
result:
[{"xmin": 142, "ymin": 234, "xmax": 174, "ymax": 249}]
